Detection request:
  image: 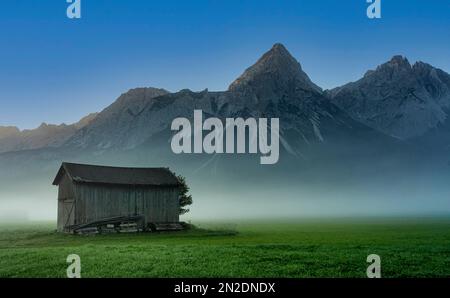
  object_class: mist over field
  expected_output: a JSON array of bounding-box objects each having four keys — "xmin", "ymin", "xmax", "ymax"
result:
[{"xmin": 1, "ymin": 148, "xmax": 449, "ymax": 222}]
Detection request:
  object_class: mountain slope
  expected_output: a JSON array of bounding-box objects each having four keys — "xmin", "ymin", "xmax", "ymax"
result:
[
  {"xmin": 0, "ymin": 126, "xmax": 20, "ymax": 140},
  {"xmin": 66, "ymin": 87, "xmax": 169, "ymax": 149},
  {"xmin": 327, "ymin": 56, "xmax": 450, "ymax": 139},
  {"xmin": 0, "ymin": 113, "xmax": 97, "ymax": 154}
]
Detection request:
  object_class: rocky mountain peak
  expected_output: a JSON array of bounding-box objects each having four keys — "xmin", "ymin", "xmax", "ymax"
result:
[
  {"xmin": 374, "ymin": 55, "xmax": 412, "ymax": 76},
  {"xmin": 413, "ymin": 61, "xmax": 432, "ymax": 70},
  {"xmin": 264, "ymin": 43, "xmax": 294, "ymax": 63},
  {"xmin": 228, "ymin": 43, "xmax": 322, "ymax": 94},
  {"xmin": 388, "ymin": 55, "xmax": 411, "ymax": 67},
  {"xmin": 329, "ymin": 56, "xmax": 450, "ymax": 139},
  {"xmin": 115, "ymin": 87, "xmax": 169, "ymax": 105}
]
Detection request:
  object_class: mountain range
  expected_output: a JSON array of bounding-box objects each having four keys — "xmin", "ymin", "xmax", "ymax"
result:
[
  {"xmin": 58, "ymin": 43, "xmax": 386, "ymax": 158},
  {"xmin": 2, "ymin": 43, "xmax": 449, "ymax": 157},
  {"xmin": 1, "ymin": 43, "xmax": 449, "ymax": 216},
  {"xmin": 0, "ymin": 113, "xmax": 97, "ymax": 154}
]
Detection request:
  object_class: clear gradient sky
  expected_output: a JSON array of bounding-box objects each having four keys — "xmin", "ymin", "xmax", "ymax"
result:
[{"xmin": 0, "ymin": 0, "xmax": 449, "ymax": 129}]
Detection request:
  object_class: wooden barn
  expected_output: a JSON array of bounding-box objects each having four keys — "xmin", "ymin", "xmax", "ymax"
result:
[{"xmin": 52, "ymin": 162, "xmax": 182, "ymax": 233}]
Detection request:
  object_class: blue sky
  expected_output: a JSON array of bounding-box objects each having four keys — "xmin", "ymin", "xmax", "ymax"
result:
[{"xmin": 0, "ymin": 0, "xmax": 449, "ymax": 129}]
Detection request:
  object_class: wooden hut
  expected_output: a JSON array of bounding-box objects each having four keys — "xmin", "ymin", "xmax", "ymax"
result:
[{"xmin": 52, "ymin": 162, "xmax": 182, "ymax": 233}]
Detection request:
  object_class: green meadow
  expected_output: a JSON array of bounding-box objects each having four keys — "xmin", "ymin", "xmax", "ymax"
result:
[{"xmin": 0, "ymin": 218, "xmax": 449, "ymax": 278}]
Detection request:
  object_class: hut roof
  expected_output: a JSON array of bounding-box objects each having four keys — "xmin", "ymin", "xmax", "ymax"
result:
[{"xmin": 52, "ymin": 162, "xmax": 181, "ymax": 187}]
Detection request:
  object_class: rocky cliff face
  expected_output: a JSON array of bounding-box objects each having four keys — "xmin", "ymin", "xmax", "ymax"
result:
[{"xmin": 327, "ymin": 56, "xmax": 450, "ymax": 139}]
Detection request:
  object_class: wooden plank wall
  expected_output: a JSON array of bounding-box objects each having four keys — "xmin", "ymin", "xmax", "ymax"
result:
[
  {"xmin": 72, "ymin": 183, "xmax": 180, "ymax": 226},
  {"xmin": 57, "ymin": 174, "xmax": 76, "ymax": 232}
]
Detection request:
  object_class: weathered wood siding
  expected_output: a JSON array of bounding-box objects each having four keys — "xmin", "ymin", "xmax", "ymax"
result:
[
  {"xmin": 72, "ymin": 183, "xmax": 180, "ymax": 226},
  {"xmin": 57, "ymin": 174, "xmax": 76, "ymax": 232}
]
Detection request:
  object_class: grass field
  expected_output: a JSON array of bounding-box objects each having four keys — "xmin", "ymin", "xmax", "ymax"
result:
[{"xmin": 0, "ymin": 218, "xmax": 450, "ymax": 278}]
